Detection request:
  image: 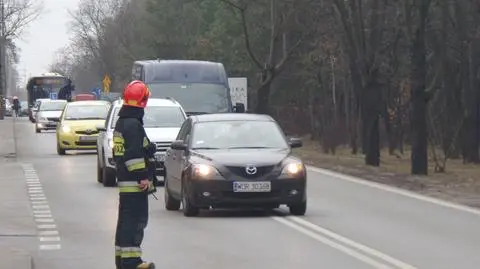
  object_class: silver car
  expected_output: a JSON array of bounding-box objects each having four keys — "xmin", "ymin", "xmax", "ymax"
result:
[
  {"xmin": 96, "ymin": 98, "xmax": 187, "ymax": 187},
  {"xmin": 35, "ymin": 100, "xmax": 67, "ymax": 133}
]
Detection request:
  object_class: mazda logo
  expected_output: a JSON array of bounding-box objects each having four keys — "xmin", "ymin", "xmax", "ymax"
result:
[
  {"xmin": 245, "ymin": 165, "xmax": 257, "ymax": 175},
  {"xmin": 85, "ymin": 129, "xmax": 92, "ymax": 134}
]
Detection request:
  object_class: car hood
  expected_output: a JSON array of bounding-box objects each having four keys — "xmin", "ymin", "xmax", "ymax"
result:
[
  {"xmin": 62, "ymin": 119, "xmax": 106, "ymax": 130},
  {"xmin": 145, "ymin": 127, "xmax": 180, "ymax": 142},
  {"xmin": 191, "ymin": 148, "xmax": 294, "ymax": 166},
  {"xmin": 38, "ymin": 110, "xmax": 63, "ymax": 118}
]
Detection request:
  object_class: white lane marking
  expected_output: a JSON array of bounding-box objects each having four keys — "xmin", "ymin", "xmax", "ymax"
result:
[
  {"xmin": 35, "ymin": 218, "xmax": 54, "ymax": 223},
  {"xmin": 33, "ymin": 210, "xmax": 51, "ymax": 214},
  {"xmin": 28, "ymin": 190, "xmax": 43, "ymax": 193},
  {"xmin": 39, "ymin": 245, "xmax": 61, "ymax": 250},
  {"xmin": 38, "ymin": 224, "xmax": 56, "ymax": 229},
  {"xmin": 307, "ymin": 166, "xmax": 480, "ymax": 216},
  {"xmin": 39, "ymin": 236, "xmax": 61, "ymax": 242},
  {"xmin": 30, "ymin": 197, "xmax": 46, "ymax": 200},
  {"xmin": 285, "ymin": 216, "xmax": 417, "ymax": 269},
  {"xmin": 273, "ymin": 217, "xmax": 394, "ymax": 269},
  {"xmin": 39, "ymin": 231, "xmax": 59, "ymax": 236},
  {"xmin": 22, "ymin": 164, "xmax": 61, "ymax": 251},
  {"xmin": 35, "ymin": 214, "xmax": 53, "ymax": 218},
  {"xmin": 32, "ymin": 205, "xmax": 49, "ymax": 209}
]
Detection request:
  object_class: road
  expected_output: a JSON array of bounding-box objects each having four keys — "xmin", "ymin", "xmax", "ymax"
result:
[{"xmin": 9, "ymin": 117, "xmax": 480, "ymax": 269}]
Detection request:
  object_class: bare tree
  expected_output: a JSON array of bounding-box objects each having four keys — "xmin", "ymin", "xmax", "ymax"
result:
[{"xmin": 220, "ymin": 0, "xmax": 308, "ymax": 114}]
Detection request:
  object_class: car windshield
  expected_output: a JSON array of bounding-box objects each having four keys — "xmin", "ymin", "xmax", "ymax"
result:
[
  {"xmin": 39, "ymin": 101, "xmax": 67, "ymax": 111},
  {"xmin": 111, "ymin": 106, "xmax": 186, "ymax": 128},
  {"xmin": 64, "ymin": 105, "xmax": 109, "ymax": 120},
  {"xmin": 147, "ymin": 83, "xmax": 229, "ymax": 114},
  {"xmin": 191, "ymin": 120, "xmax": 289, "ymax": 150}
]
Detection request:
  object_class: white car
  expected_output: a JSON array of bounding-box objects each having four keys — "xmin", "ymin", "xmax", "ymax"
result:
[
  {"xmin": 96, "ymin": 98, "xmax": 188, "ymax": 187},
  {"xmin": 30, "ymin": 98, "xmax": 51, "ymax": 123},
  {"xmin": 35, "ymin": 99, "xmax": 67, "ymax": 133}
]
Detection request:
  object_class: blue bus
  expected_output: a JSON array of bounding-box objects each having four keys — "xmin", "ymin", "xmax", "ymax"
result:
[{"xmin": 131, "ymin": 60, "xmax": 245, "ymax": 115}]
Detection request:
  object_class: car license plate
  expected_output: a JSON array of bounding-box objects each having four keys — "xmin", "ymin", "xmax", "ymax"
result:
[
  {"xmin": 233, "ymin": 181, "xmax": 271, "ymax": 192},
  {"xmin": 155, "ymin": 153, "xmax": 165, "ymax": 162},
  {"xmin": 79, "ymin": 136, "xmax": 97, "ymax": 141}
]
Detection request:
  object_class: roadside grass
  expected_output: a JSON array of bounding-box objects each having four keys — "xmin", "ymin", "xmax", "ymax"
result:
[{"xmin": 293, "ymin": 139, "xmax": 480, "ymax": 208}]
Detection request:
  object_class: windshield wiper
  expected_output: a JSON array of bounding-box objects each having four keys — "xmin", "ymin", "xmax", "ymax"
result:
[
  {"xmin": 191, "ymin": 147, "xmax": 220, "ymax": 150},
  {"xmin": 186, "ymin": 112, "xmax": 208, "ymax": 116}
]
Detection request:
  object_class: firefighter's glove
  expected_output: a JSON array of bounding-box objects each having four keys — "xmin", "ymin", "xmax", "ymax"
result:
[
  {"xmin": 145, "ymin": 180, "xmax": 157, "ymax": 195},
  {"xmin": 146, "ymin": 142, "xmax": 156, "ymax": 157}
]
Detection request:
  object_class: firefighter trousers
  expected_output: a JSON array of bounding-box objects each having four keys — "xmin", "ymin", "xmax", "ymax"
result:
[{"xmin": 115, "ymin": 192, "xmax": 149, "ymax": 269}]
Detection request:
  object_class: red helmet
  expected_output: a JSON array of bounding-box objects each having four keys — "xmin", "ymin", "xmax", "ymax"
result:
[{"xmin": 122, "ymin": 80, "xmax": 150, "ymax": 108}]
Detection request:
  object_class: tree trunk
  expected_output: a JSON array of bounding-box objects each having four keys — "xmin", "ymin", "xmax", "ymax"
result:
[
  {"xmin": 255, "ymin": 82, "xmax": 272, "ymax": 114},
  {"xmin": 410, "ymin": 29, "xmax": 429, "ymax": 175}
]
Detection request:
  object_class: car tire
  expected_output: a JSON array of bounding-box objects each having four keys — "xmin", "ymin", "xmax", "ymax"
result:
[
  {"xmin": 164, "ymin": 175, "xmax": 180, "ymax": 211},
  {"xmin": 102, "ymin": 166, "xmax": 116, "ymax": 187},
  {"xmin": 97, "ymin": 155, "xmax": 103, "ymax": 183},
  {"xmin": 181, "ymin": 182, "xmax": 199, "ymax": 217},
  {"xmin": 288, "ymin": 200, "xmax": 307, "ymax": 216},
  {"xmin": 56, "ymin": 143, "xmax": 66, "ymax": 155},
  {"xmin": 36, "ymin": 127, "xmax": 41, "ymax": 133}
]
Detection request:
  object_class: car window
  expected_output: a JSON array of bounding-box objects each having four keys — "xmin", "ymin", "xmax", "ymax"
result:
[
  {"xmin": 191, "ymin": 120, "xmax": 289, "ymax": 149},
  {"xmin": 111, "ymin": 106, "xmax": 186, "ymax": 129},
  {"xmin": 176, "ymin": 119, "xmax": 191, "ymax": 141},
  {"xmin": 64, "ymin": 105, "xmax": 109, "ymax": 120},
  {"xmin": 39, "ymin": 101, "xmax": 67, "ymax": 111}
]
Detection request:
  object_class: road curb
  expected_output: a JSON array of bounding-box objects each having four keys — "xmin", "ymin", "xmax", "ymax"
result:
[{"xmin": 1, "ymin": 117, "xmax": 16, "ymax": 159}]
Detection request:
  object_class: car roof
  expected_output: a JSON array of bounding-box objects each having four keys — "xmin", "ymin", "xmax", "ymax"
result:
[
  {"xmin": 191, "ymin": 113, "xmax": 275, "ymax": 123},
  {"xmin": 112, "ymin": 98, "xmax": 182, "ymax": 108},
  {"xmin": 67, "ymin": 100, "xmax": 110, "ymax": 106}
]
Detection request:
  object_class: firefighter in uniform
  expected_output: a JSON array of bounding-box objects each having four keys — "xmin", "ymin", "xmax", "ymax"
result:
[{"xmin": 113, "ymin": 80, "xmax": 156, "ymax": 269}]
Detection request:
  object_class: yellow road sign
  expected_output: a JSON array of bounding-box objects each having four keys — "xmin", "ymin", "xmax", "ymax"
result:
[{"xmin": 103, "ymin": 74, "xmax": 111, "ymax": 93}]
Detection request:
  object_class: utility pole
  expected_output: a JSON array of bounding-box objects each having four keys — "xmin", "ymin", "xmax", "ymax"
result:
[{"xmin": 0, "ymin": 0, "xmax": 5, "ymax": 120}]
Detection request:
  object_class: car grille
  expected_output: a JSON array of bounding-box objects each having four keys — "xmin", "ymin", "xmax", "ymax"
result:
[
  {"xmin": 75, "ymin": 130, "xmax": 99, "ymax": 135},
  {"xmin": 154, "ymin": 141, "xmax": 171, "ymax": 153},
  {"xmin": 75, "ymin": 141, "xmax": 96, "ymax": 146},
  {"xmin": 47, "ymin": 117, "xmax": 59, "ymax": 122},
  {"xmin": 226, "ymin": 165, "xmax": 275, "ymax": 178}
]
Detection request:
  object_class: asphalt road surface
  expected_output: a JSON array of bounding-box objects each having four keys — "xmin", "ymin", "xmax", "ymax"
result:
[{"xmin": 12, "ymin": 117, "xmax": 480, "ymax": 269}]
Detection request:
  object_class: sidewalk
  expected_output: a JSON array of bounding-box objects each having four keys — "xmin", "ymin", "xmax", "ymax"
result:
[{"xmin": 0, "ymin": 117, "xmax": 35, "ymax": 268}]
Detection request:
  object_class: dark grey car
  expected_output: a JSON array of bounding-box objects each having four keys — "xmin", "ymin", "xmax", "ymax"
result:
[{"xmin": 163, "ymin": 113, "xmax": 307, "ymax": 217}]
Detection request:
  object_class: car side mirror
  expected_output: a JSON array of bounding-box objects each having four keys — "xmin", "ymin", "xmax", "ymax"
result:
[
  {"xmin": 171, "ymin": 140, "xmax": 187, "ymax": 150},
  {"xmin": 96, "ymin": 124, "xmax": 106, "ymax": 132},
  {"xmin": 289, "ymin": 137, "xmax": 302, "ymax": 148},
  {"xmin": 234, "ymin": 102, "xmax": 245, "ymax": 113}
]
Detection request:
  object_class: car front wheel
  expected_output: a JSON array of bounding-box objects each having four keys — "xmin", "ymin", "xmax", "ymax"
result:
[
  {"xmin": 56, "ymin": 142, "xmax": 66, "ymax": 155},
  {"xmin": 182, "ymin": 182, "xmax": 199, "ymax": 217},
  {"xmin": 96, "ymin": 154, "xmax": 103, "ymax": 183},
  {"xmin": 102, "ymin": 166, "xmax": 116, "ymax": 187},
  {"xmin": 164, "ymin": 175, "xmax": 180, "ymax": 211},
  {"xmin": 288, "ymin": 200, "xmax": 307, "ymax": 216}
]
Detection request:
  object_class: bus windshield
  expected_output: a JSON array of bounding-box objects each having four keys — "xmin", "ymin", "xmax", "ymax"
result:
[{"xmin": 147, "ymin": 83, "xmax": 229, "ymax": 114}]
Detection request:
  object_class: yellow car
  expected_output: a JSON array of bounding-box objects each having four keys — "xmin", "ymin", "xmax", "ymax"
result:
[{"xmin": 56, "ymin": 100, "xmax": 111, "ymax": 155}]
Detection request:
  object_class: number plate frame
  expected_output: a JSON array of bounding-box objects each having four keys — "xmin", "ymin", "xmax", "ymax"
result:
[
  {"xmin": 79, "ymin": 136, "xmax": 97, "ymax": 141},
  {"xmin": 233, "ymin": 181, "xmax": 271, "ymax": 193}
]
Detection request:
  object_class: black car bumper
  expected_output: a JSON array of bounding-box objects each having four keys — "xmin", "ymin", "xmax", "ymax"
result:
[{"xmin": 186, "ymin": 179, "xmax": 306, "ymax": 208}]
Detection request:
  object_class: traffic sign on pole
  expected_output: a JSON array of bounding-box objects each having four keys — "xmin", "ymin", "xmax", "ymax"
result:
[
  {"xmin": 50, "ymin": 92, "xmax": 58, "ymax": 100},
  {"xmin": 103, "ymin": 74, "xmax": 111, "ymax": 93}
]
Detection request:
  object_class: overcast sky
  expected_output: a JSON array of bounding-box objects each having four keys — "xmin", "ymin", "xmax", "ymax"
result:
[{"xmin": 16, "ymin": 0, "xmax": 80, "ymax": 85}]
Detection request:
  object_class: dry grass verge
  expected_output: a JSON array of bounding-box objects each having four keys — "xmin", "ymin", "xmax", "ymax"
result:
[{"xmin": 293, "ymin": 139, "xmax": 480, "ymax": 209}]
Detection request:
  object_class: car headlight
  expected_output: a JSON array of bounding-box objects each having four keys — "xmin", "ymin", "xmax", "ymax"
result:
[
  {"xmin": 281, "ymin": 163, "xmax": 305, "ymax": 178},
  {"xmin": 192, "ymin": 164, "xmax": 220, "ymax": 179},
  {"xmin": 61, "ymin": 126, "xmax": 71, "ymax": 133}
]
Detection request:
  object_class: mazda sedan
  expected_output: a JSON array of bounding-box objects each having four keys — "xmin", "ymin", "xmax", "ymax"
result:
[{"xmin": 163, "ymin": 113, "xmax": 307, "ymax": 217}]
